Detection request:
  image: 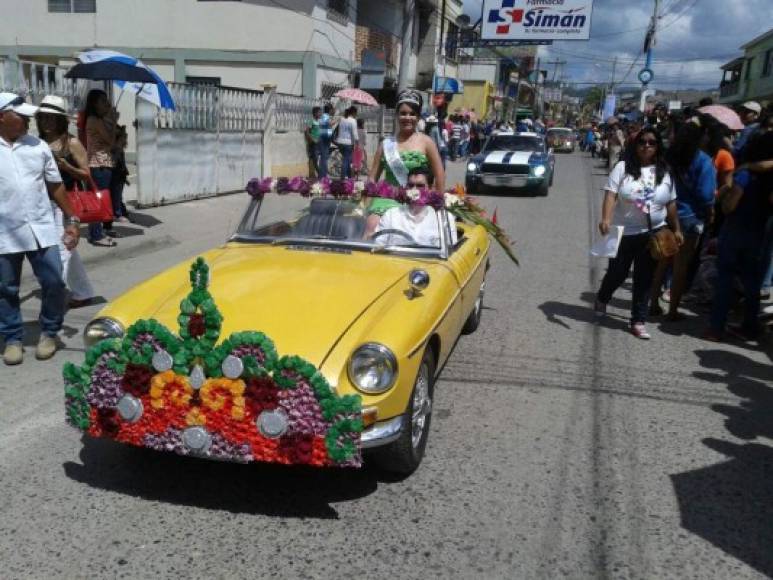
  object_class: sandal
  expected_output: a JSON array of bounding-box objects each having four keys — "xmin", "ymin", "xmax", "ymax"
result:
[{"xmin": 91, "ymin": 238, "xmax": 117, "ymax": 247}]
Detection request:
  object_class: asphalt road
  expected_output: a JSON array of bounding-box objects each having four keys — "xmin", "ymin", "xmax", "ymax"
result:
[{"xmin": 2, "ymin": 153, "xmax": 772, "ymax": 580}]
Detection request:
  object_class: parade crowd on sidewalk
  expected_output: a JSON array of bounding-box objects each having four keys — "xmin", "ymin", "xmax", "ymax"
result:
[
  {"xmin": 0, "ymin": 90, "xmax": 131, "ymax": 365},
  {"xmin": 590, "ymin": 99, "xmax": 773, "ymax": 343}
]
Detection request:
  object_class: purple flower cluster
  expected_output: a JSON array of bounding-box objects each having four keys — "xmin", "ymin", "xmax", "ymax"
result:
[
  {"xmin": 209, "ymin": 434, "xmax": 253, "ymax": 462},
  {"xmin": 86, "ymin": 353, "xmax": 124, "ymax": 409},
  {"xmin": 132, "ymin": 332, "xmax": 162, "ymax": 352},
  {"xmin": 246, "ymin": 175, "xmax": 447, "ymax": 210},
  {"xmin": 230, "ymin": 344, "xmax": 266, "ymax": 366},
  {"xmin": 143, "ymin": 428, "xmax": 188, "ymax": 455},
  {"xmin": 246, "ymin": 176, "xmax": 273, "ymax": 197},
  {"xmin": 278, "ymin": 381, "xmax": 329, "ymax": 436}
]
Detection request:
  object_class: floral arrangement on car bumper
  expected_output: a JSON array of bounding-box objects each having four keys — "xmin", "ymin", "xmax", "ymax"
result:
[
  {"xmin": 63, "ymin": 258, "xmax": 363, "ymax": 467},
  {"xmin": 246, "ymin": 176, "xmax": 519, "ymax": 265}
]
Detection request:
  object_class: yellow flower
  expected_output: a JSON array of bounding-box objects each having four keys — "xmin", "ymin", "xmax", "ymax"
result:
[
  {"xmin": 185, "ymin": 408, "xmax": 207, "ymax": 426},
  {"xmin": 149, "ymin": 370, "xmax": 192, "ymax": 408},
  {"xmin": 200, "ymin": 378, "xmax": 246, "ymax": 412}
]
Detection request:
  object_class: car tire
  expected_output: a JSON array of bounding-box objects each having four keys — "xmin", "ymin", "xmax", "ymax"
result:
[
  {"xmin": 372, "ymin": 348, "xmax": 435, "ymax": 475},
  {"xmin": 537, "ymin": 182, "xmax": 549, "ymax": 196},
  {"xmin": 462, "ymin": 278, "xmax": 485, "ymax": 334},
  {"xmin": 549, "ymin": 171, "xmax": 554, "ymax": 187}
]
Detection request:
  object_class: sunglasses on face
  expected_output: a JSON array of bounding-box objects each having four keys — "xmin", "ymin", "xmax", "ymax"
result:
[{"xmin": 637, "ymin": 139, "xmax": 658, "ymax": 148}]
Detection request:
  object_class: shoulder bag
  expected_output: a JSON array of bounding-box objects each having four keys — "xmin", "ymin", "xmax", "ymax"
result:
[{"xmin": 646, "ymin": 203, "xmax": 678, "ymax": 261}]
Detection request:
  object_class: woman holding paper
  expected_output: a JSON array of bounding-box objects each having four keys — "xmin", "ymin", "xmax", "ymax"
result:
[{"xmin": 594, "ymin": 128, "xmax": 683, "ymax": 339}]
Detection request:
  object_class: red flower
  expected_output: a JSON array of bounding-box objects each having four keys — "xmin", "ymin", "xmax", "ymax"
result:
[
  {"xmin": 97, "ymin": 408, "xmax": 120, "ymax": 437},
  {"xmin": 122, "ymin": 363, "xmax": 154, "ymax": 397},
  {"xmin": 188, "ymin": 313, "xmax": 205, "ymax": 338},
  {"xmin": 243, "ymin": 377, "xmax": 278, "ymax": 416}
]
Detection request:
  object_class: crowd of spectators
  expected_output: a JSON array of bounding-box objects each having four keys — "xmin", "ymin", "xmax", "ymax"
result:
[{"xmin": 591, "ymin": 98, "xmax": 772, "ymax": 343}]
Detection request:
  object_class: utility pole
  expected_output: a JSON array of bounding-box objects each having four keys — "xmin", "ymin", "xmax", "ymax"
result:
[
  {"xmin": 639, "ymin": 0, "xmax": 659, "ymax": 111},
  {"xmin": 547, "ymin": 59, "xmax": 566, "ymax": 82},
  {"xmin": 398, "ymin": 0, "xmax": 416, "ymax": 92}
]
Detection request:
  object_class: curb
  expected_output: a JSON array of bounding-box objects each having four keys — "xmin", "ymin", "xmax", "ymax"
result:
[{"xmin": 20, "ymin": 235, "xmax": 180, "ymax": 285}]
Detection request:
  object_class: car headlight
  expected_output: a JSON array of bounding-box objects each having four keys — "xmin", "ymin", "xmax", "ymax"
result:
[
  {"xmin": 84, "ymin": 317, "xmax": 124, "ymax": 347},
  {"xmin": 348, "ymin": 343, "xmax": 398, "ymax": 394},
  {"xmin": 533, "ymin": 165, "xmax": 547, "ymax": 177},
  {"xmin": 467, "ymin": 162, "xmax": 478, "ymax": 173}
]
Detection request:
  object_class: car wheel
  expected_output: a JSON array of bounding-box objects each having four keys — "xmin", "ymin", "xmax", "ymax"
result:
[
  {"xmin": 537, "ymin": 182, "xmax": 549, "ymax": 196},
  {"xmin": 372, "ymin": 348, "xmax": 435, "ymax": 475},
  {"xmin": 462, "ymin": 278, "xmax": 485, "ymax": 334},
  {"xmin": 549, "ymin": 171, "xmax": 554, "ymax": 187}
]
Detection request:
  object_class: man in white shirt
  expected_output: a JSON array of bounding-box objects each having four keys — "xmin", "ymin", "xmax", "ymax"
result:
[
  {"xmin": 376, "ymin": 167, "xmax": 457, "ymax": 248},
  {"xmin": 0, "ymin": 93, "xmax": 81, "ymax": 365}
]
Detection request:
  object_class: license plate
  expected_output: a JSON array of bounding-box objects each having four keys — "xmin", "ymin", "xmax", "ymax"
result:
[{"xmin": 495, "ymin": 176, "xmax": 511, "ymax": 185}]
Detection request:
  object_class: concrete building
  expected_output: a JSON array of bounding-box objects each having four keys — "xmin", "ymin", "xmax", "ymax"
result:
[
  {"xmin": 719, "ymin": 27, "xmax": 773, "ymax": 106},
  {"xmin": 0, "ymin": 0, "xmax": 356, "ymax": 97},
  {"xmin": 353, "ymin": 0, "xmax": 459, "ymax": 106}
]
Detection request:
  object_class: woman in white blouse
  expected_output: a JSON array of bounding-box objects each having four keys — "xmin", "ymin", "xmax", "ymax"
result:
[{"xmin": 594, "ymin": 128, "xmax": 683, "ymax": 339}]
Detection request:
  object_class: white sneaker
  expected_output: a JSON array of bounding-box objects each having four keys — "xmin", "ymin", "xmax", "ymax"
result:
[{"xmin": 631, "ymin": 323, "xmax": 651, "ymax": 340}]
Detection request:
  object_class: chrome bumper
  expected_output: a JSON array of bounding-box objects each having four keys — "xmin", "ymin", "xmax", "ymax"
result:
[
  {"xmin": 360, "ymin": 416, "xmax": 403, "ymax": 449},
  {"xmin": 481, "ymin": 174, "xmax": 529, "ymax": 187}
]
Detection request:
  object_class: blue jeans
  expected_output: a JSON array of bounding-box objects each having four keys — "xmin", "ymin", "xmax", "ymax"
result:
[
  {"xmin": 88, "ymin": 167, "xmax": 114, "ymax": 241},
  {"xmin": 318, "ymin": 140, "xmax": 330, "ymax": 177},
  {"xmin": 339, "ymin": 144, "xmax": 353, "ymax": 178},
  {"xmin": 761, "ymin": 216, "xmax": 773, "ymax": 292},
  {"xmin": 460, "ymin": 140, "xmax": 469, "ymax": 158},
  {"xmin": 597, "ymin": 232, "xmax": 657, "ymax": 324},
  {"xmin": 710, "ymin": 227, "xmax": 763, "ymax": 333},
  {"xmin": 0, "ymin": 246, "xmax": 66, "ymax": 343}
]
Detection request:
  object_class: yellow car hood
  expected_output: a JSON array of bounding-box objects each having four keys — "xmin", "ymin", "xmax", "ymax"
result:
[{"xmin": 103, "ymin": 245, "xmax": 415, "ymax": 367}]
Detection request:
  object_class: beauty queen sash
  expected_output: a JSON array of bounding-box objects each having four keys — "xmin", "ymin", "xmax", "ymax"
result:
[{"xmin": 383, "ymin": 137, "xmax": 409, "ymax": 187}]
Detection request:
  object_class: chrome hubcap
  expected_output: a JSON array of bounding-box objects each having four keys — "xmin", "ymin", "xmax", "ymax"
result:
[
  {"xmin": 411, "ymin": 362, "xmax": 432, "ymax": 449},
  {"xmin": 474, "ymin": 281, "xmax": 486, "ymax": 317}
]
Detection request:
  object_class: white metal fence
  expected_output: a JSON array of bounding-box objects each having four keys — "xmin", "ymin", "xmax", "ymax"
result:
[
  {"xmin": 136, "ymin": 82, "xmax": 267, "ymax": 206},
  {"xmin": 0, "ymin": 58, "xmax": 90, "ymax": 113},
  {"xmin": 2, "ymin": 57, "xmax": 396, "ymax": 207}
]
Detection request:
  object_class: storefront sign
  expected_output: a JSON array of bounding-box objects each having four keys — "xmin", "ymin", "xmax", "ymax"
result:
[{"xmin": 482, "ymin": 0, "xmax": 594, "ymax": 41}]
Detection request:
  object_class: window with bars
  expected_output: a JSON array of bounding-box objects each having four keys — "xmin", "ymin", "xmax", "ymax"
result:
[
  {"xmin": 763, "ymin": 50, "xmax": 773, "ymax": 78},
  {"xmin": 327, "ymin": 0, "xmax": 348, "ymax": 23},
  {"xmin": 48, "ymin": 0, "xmax": 96, "ymax": 13}
]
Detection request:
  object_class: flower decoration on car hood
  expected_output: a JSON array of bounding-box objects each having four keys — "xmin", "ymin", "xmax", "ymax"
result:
[{"xmin": 63, "ymin": 258, "xmax": 364, "ymax": 467}]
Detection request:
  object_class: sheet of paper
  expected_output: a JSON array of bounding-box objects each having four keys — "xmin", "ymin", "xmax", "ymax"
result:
[{"xmin": 590, "ymin": 225, "xmax": 624, "ymax": 258}]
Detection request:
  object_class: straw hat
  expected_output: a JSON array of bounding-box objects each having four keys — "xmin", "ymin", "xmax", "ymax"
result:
[{"xmin": 37, "ymin": 95, "xmax": 68, "ymax": 116}]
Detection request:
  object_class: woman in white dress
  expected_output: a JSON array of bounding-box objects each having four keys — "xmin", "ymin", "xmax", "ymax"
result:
[{"xmin": 36, "ymin": 95, "xmax": 95, "ymax": 308}]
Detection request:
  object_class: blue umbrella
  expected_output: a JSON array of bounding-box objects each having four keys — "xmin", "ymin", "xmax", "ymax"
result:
[{"xmin": 68, "ymin": 50, "xmax": 176, "ymax": 110}]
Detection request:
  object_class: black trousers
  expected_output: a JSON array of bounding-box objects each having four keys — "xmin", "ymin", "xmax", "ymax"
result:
[{"xmin": 597, "ymin": 232, "xmax": 657, "ymax": 324}]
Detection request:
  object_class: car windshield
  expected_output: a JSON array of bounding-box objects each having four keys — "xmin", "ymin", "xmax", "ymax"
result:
[
  {"xmin": 484, "ymin": 135, "xmax": 543, "ymax": 152},
  {"xmin": 232, "ymin": 194, "xmax": 456, "ymax": 256},
  {"xmin": 548, "ymin": 129, "xmax": 573, "ymax": 138}
]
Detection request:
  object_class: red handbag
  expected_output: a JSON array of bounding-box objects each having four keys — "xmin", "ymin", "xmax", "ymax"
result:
[{"xmin": 67, "ymin": 179, "xmax": 114, "ymax": 223}]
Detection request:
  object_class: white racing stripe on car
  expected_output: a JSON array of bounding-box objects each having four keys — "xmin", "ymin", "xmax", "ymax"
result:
[
  {"xmin": 509, "ymin": 152, "xmax": 532, "ymax": 165},
  {"xmin": 483, "ymin": 151, "xmax": 508, "ymax": 164}
]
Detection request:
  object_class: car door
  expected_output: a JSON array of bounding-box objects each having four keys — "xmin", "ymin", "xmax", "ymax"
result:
[{"xmin": 444, "ymin": 218, "xmax": 487, "ymax": 332}]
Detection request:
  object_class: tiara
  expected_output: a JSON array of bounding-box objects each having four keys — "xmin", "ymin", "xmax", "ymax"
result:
[{"xmin": 397, "ymin": 89, "xmax": 422, "ymax": 109}]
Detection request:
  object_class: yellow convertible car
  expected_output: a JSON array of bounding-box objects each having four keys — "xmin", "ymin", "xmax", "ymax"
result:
[{"xmin": 64, "ymin": 189, "xmax": 490, "ymax": 474}]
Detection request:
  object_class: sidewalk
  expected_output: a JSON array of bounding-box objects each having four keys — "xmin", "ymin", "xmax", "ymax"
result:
[{"xmin": 21, "ymin": 190, "xmax": 249, "ymax": 286}]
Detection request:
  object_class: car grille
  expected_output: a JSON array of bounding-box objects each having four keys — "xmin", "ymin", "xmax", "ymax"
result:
[{"xmin": 481, "ymin": 164, "xmax": 529, "ymax": 175}]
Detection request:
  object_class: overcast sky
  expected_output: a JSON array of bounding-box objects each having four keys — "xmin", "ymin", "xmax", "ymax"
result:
[{"xmin": 463, "ymin": 0, "xmax": 771, "ymax": 90}]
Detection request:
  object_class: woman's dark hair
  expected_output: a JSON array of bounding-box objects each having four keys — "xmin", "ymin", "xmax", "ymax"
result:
[
  {"xmin": 667, "ymin": 121, "xmax": 705, "ymax": 177},
  {"xmin": 702, "ymin": 115, "xmax": 731, "ymax": 157},
  {"xmin": 37, "ymin": 112, "xmax": 69, "ymax": 138},
  {"xmin": 84, "ymin": 89, "xmax": 107, "ymax": 119},
  {"xmin": 407, "ymin": 165, "xmax": 434, "ymax": 186},
  {"xmin": 346, "ymin": 106, "xmax": 357, "ymax": 117},
  {"xmin": 622, "ymin": 127, "xmax": 667, "ymax": 185}
]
